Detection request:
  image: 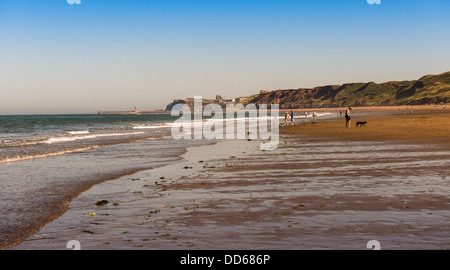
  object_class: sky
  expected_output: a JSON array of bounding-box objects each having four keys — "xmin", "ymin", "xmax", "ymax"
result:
[{"xmin": 0, "ymin": 0, "xmax": 450, "ymax": 114}]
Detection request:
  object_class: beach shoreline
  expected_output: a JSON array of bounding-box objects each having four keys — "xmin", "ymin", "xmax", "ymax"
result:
[
  {"xmin": 11, "ymin": 139, "xmax": 264, "ymax": 250},
  {"xmin": 11, "ymin": 105, "xmax": 450, "ymax": 250}
]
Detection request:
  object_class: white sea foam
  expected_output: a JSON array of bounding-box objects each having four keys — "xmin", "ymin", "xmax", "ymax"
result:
[
  {"xmin": 44, "ymin": 131, "xmax": 146, "ymax": 144},
  {"xmin": 131, "ymin": 123, "xmax": 172, "ymax": 129},
  {"xmin": 66, "ymin": 130, "xmax": 90, "ymax": 135},
  {"xmin": 0, "ymin": 146, "xmax": 100, "ymax": 164}
]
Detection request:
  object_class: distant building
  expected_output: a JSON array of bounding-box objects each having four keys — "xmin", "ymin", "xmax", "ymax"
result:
[{"xmin": 235, "ymin": 97, "xmax": 249, "ymax": 103}]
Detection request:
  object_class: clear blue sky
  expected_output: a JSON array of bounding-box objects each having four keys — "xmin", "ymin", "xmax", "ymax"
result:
[{"xmin": 1, "ymin": 0, "xmax": 449, "ymax": 114}]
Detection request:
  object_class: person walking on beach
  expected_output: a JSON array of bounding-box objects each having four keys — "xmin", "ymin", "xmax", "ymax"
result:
[
  {"xmin": 290, "ymin": 110, "xmax": 294, "ymax": 126},
  {"xmin": 345, "ymin": 107, "xmax": 352, "ymax": 128},
  {"xmin": 284, "ymin": 112, "xmax": 290, "ymax": 126}
]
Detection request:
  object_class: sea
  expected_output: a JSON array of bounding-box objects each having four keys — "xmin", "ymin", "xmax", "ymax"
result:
[
  {"xmin": 0, "ymin": 113, "xmax": 206, "ymax": 249},
  {"xmin": 0, "ymin": 111, "xmax": 335, "ymax": 249}
]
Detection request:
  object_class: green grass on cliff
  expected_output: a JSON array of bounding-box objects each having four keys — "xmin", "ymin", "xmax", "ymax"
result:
[{"xmin": 243, "ymin": 71, "xmax": 450, "ymax": 108}]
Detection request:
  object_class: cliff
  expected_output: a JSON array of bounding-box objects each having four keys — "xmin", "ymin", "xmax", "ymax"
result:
[
  {"xmin": 165, "ymin": 71, "xmax": 450, "ymax": 110},
  {"xmin": 243, "ymin": 71, "xmax": 450, "ymax": 109}
]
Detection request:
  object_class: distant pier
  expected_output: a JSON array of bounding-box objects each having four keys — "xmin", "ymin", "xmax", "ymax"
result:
[{"xmin": 98, "ymin": 109, "xmax": 168, "ymax": 115}]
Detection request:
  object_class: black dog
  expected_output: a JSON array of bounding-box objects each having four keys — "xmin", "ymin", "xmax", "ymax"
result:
[{"xmin": 356, "ymin": 121, "xmax": 367, "ymax": 127}]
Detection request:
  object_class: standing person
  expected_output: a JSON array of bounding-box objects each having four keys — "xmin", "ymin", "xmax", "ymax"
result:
[
  {"xmin": 290, "ymin": 110, "xmax": 294, "ymax": 125},
  {"xmin": 345, "ymin": 107, "xmax": 352, "ymax": 128},
  {"xmin": 284, "ymin": 112, "xmax": 289, "ymax": 126}
]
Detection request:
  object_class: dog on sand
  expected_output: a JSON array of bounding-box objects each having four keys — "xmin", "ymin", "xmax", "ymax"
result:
[{"xmin": 356, "ymin": 121, "xmax": 367, "ymax": 127}]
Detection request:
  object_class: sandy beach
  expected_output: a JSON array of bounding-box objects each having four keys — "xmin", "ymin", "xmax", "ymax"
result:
[{"xmin": 12, "ymin": 105, "xmax": 450, "ymax": 250}]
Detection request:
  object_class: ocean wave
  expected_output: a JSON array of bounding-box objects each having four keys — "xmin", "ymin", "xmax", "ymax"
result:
[
  {"xmin": 0, "ymin": 134, "xmax": 173, "ymax": 164},
  {"xmin": 0, "ymin": 139, "xmax": 42, "ymax": 148},
  {"xmin": 66, "ymin": 130, "xmax": 90, "ymax": 135},
  {"xmin": 131, "ymin": 123, "xmax": 172, "ymax": 129},
  {"xmin": 0, "ymin": 146, "xmax": 100, "ymax": 164},
  {"xmin": 43, "ymin": 131, "xmax": 146, "ymax": 144}
]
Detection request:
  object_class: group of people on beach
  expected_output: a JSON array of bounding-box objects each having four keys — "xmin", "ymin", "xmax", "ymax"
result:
[
  {"xmin": 284, "ymin": 110, "xmax": 294, "ymax": 126},
  {"xmin": 283, "ymin": 110, "xmax": 317, "ymax": 126},
  {"xmin": 283, "ymin": 107, "xmax": 352, "ymax": 127}
]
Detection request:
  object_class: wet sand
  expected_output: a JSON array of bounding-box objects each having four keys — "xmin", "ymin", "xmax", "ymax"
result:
[{"xmin": 12, "ymin": 106, "xmax": 450, "ymax": 250}]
